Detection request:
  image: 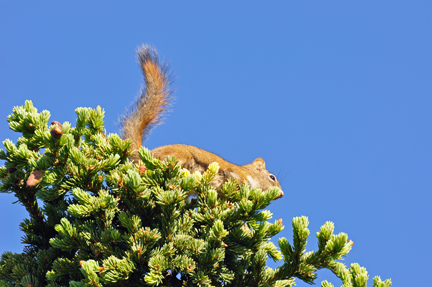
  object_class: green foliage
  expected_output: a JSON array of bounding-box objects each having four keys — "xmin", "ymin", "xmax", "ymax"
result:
[{"xmin": 0, "ymin": 101, "xmax": 392, "ymax": 286}]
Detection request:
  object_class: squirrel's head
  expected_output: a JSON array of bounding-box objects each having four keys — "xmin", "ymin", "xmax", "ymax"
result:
[{"xmin": 243, "ymin": 158, "xmax": 284, "ymax": 199}]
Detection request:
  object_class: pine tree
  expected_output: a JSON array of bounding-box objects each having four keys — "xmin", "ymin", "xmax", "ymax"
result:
[{"xmin": 0, "ymin": 101, "xmax": 392, "ymax": 287}]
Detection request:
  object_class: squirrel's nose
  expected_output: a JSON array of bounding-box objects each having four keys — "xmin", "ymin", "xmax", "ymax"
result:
[{"xmin": 276, "ymin": 189, "xmax": 284, "ymax": 199}]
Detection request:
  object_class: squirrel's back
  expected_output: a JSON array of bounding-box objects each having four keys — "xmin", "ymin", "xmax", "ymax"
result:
[{"xmin": 153, "ymin": 144, "xmax": 283, "ymax": 195}]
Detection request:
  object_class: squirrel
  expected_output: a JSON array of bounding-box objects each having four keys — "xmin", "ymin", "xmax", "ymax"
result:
[{"xmin": 120, "ymin": 45, "xmax": 283, "ymax": 199}]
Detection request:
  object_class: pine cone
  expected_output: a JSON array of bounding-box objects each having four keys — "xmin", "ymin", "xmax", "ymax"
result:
[{"xmin": 27, "ymin": 170, "xmax": 44, "ymax": 187}]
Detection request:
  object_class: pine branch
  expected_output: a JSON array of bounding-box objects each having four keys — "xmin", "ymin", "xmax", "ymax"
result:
[{"xmin": 0, "ymin": 101, "xmax": 391, "ymax": 287}]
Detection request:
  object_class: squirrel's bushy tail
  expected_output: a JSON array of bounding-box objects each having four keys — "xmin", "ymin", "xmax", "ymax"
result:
[{"xmin": 120, "ymin": 45, "xmax": 174, "ymax": 159}]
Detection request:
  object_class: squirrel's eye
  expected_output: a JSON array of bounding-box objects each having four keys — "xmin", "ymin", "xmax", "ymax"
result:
[{"xmin": 269, "ymin": 174, "xmax": 276, "ymax": 182}]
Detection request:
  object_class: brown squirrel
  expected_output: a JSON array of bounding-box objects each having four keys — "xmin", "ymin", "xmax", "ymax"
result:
[{"xmin": 120, "ymin": 45, "xmax": 283, "ymax": 199}]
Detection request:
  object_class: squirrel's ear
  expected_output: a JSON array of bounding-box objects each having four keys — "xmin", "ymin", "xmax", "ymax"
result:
[{"xmin": 252, "ymin": 158, "xmax": 266, "ymax": 170}]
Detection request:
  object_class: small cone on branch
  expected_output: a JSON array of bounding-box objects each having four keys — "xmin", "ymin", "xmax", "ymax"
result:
[
  {"xmin": 27, "ymin": 170, "xmax": 44, "ymax": 187},
  {"xmin": 138, "ymin": 165, "xmax": 147, "ymax": 176},
  {"xmin": 51, "ymin": 121, "xmax": 63, "ymax": 139}
]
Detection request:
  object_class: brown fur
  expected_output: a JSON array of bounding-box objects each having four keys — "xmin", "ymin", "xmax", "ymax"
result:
[
  {"xmin": 120, "ymin": 45, "xmax": 173, "ymax": 160},
  {"xmin": 152, "ymin": 145, "xmax": 283, "ymax": 196},
  {"xmin": 120, "ymin": 45, "xmax": 283, "ymax": 199}
]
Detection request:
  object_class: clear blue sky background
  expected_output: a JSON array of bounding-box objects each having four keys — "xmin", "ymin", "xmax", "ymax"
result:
[{"xmin": 1, "ymin": 2, "xmax": 431, "ymax": 286}]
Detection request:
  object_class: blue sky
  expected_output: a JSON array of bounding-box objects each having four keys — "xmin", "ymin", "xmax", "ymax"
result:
[{"xmin": 1, "ymin": 1, "xmax": 431, "ymax": 285}]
